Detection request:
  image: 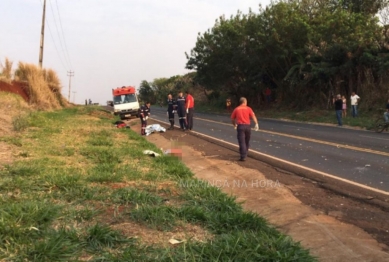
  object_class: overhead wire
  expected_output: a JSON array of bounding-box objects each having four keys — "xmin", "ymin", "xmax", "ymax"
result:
[
  {"xmin": 48, "ymin": 0, "xmax": 70, "ymax": 69},
  {"xmin": 39, "ymin": 0, "xmax": 68, "ymax": 71},
  {"xmin": 54, "ymin": 0, "xmax": 73, "ymax": 69}
]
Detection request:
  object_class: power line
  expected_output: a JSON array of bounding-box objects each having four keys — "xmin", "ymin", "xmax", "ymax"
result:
[
  {"xmin": 38, "ymin": 0, "xmax": 70, "ymax": 71},
  {"xmin": 54, "ymin": 0, "xmax": 73, "ymax": 69},
  {"xmin": 40, "ymin": 0, "xmax": 67, "ymax": 71},
  {"xmin": 48, "ymin": 0, "xmax": 70, "ymax": 69}
]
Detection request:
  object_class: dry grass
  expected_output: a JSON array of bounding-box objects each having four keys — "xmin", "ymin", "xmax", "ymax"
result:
[
  {"xmin": 14, "ymin": 62, "xmax": 62, "ymax": 109},
  {"xmin": 10, "ymin": 62, "xmax": 68, "ymax": 110},
  {"xmin": 0, "ymin": 57, "xmax": 13, "ymax": 83},
  {"xmin": 44, "ymin": 68, "xmax": 68, "ymax": 106},
  {"xmin": 0, "ymin": 92, "xmax": 30, "ymax": 136},
  {"xmin": 0, "ymin": 93, "xmax": 30, "ymax": 167}
]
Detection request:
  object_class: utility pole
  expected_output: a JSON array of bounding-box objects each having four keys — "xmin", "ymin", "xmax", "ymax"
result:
[
  {"xmin": 67, "ymin": 71, "xmax": 74, "ymax": 102},
  {"xmin": 72, "ymin": 91, "xmax": 76, "ymax": 104},
  {"xmin": 39, "ymin": 0, "xmax": 47, "ymax": 68}
]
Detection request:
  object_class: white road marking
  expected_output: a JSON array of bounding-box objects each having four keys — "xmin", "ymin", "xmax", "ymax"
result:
[
  {"xmin": 359, "ymin": 135, "xmax": 389, "ymax": 141},
  {"xmin": 282, "ymin": 124, "xmax": 316, "ymax": 131},
  {"xmin": 150, "ymin": 117, "xmax": 389, "ymax": 196}
]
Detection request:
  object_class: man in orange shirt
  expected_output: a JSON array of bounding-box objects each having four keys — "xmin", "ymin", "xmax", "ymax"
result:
[
  {"xmin": 185, "ymin": 90, "xmax": 195, "ymax": 130},
  {"xmin": 231, "ymin": 97, "xmax": 259, "ymax": 161}
]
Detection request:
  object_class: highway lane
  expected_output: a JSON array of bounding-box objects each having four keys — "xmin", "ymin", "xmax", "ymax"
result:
[{"xmin": 150, "ymin": 107, "xmax": 389, "ymax": 192}]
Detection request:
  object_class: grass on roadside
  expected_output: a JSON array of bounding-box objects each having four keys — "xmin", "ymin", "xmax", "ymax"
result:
[{"xmin": 0, "ymin": 106, "xmax": 316, "ymax": 261}]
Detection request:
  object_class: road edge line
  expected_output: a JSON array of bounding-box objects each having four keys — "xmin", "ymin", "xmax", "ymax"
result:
[{"xmin": 150, "ymin": 118, "xmax": 389, "ymax": 206}]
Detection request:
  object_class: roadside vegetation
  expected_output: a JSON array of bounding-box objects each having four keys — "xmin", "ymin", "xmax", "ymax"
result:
[
  {"xmin": 194, "ymin": 102, "xmax": 381, "ymax": 130},
  {"xmin": 0, "ymin": 57, "xmax": 67, "ymax": 109},
  {"xmin": 0, "ymin": 104, "xmax": 315, "ymax": 261},
  {"xmin": 138, "ymin": 0, "xmax": 389, "ymax": 129}
]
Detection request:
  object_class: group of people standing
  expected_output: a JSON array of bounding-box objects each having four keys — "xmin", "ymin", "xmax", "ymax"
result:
[
  {"xmin": 166, "ymin": 91, "xmax": 194, "ymax": 131},
  {"xmin": 333, "ymin": 91, "xmax": 360, "ymax": 126},
  {"xmin": 137, "ymin": 91, "xmax": 194, "ymax": 135}
]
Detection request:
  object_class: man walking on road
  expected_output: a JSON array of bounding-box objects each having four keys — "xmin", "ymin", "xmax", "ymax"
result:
[
  {"xmin": 350, "ymin": 91, "xmax": 360, "ymax": 118},
  {"xmin": 139, "ymin": 101, "xmax": 151, "ymax": 136},
  {"xmin": 176, "ymin": 92, "xmax": 187, "ymax": 131},
  {"xmin": 185, "ymin": 90, "xmax": 195, "ymax": 130},
  {"xmin": 167, "ymin": 94, "xmax": 177, "ymax": 130},
  {"xmin": 231, "ymin": 97, "xmax": 259, "ymax": 161}
]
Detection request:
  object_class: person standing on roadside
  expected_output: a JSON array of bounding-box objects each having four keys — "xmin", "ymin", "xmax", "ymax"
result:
[
  {"xmin": 226, "ymin": 98, "xmax": 232, "ymax": 112},
  {"xmin": 265, "ymin": 87, "xmax": 271, "ymax": 103},
  {"xmin": 185, "ymin": 90, "xmax": 195, "ymax": 130},
  {"xmin": 384, "ymin": 98, "xmax": 389, "ymax": 123},
  {"xmin": 167, "ymin": 94, "xmax": 177, "ymax": 130},
  {"xmin": 176, "ymin": 91, "xmax": 187, "ymax": 131},
  {"xmin": 342, "ymin": 95, "xmax": 347, "ymax": 118},
  {"xmin": 231, "ymin": 97, "xmax": 259, "ymax": 161},
  {"xmin": 333, "ymin": 94, "xmax": 343, "ymax": 126},
  {"xmin": 350, "ymin": 91, "xmax": 360, "ymax": 118},
  {"xmin": 139, "ymin": 101, "xmax": 151, "ymax": 136}
]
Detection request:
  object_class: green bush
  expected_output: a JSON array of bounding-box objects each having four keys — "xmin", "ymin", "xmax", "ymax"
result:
[{"xmin": 12, "ymin": 114, "xmax": 29, "ymax": 131}]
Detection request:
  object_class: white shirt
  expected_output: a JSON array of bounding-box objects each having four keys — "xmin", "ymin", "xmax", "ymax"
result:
[{"xmin": 350, "ymin": 94, "xmax": 360, "ymax": 105}]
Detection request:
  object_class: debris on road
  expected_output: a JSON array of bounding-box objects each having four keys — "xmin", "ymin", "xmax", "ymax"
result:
[
  {"xmin": 168, "ymin": 238, "xmax": 186, "ymax": 245},
  {"xmin": 163, "ymin": 148, "xmax": 182, "ymax": 158},
  {"xmin": 114, "ymin": 120, "xmax": 130, "ymax": 129},
  {"xmin": 143, "ymin": 150, "xmax": 161, "ymax": 157}
]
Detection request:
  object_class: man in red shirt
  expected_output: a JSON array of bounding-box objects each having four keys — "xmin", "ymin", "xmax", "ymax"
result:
[
  {"xmin": 231, "ymin": 97, "xmax": 259, "ymax": 161},
  {"xmin": 185, "ymin": 91, "xmax": 195, "ymax": 130}
]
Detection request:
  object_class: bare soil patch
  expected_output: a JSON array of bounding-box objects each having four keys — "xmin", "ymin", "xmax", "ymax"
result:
[
  {"xmin": 111, "ymin": 221, "xmax": 213, "ymax": 247},
  {"xmin": 0, "ymin": 142, "xmax": 15, "ymax": 168}
]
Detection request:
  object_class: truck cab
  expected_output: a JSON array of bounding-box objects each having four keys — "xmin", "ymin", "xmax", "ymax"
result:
[{"xmin": 112, "ymin": 86, "xmax": 140, "ymax": 120}]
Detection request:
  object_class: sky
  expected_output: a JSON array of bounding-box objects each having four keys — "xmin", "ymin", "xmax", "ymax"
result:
[{"xmin": 0, "ymin": 0, "xmax": 271, "ymax": 105}]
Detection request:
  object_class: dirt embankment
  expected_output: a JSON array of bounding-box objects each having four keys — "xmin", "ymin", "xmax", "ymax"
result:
[{"xmin": 0, "ymin": 81, "xmax": 29, "ymax": 102}]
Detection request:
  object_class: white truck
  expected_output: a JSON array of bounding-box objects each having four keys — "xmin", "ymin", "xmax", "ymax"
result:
[{"xmin": 112, "ymin": 86, "xmax": 140, "ymax": 120}]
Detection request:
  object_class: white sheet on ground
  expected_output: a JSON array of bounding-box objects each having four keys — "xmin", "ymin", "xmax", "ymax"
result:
[{"xmin": 145, "ymin": 124, "xmax": 166, "ymax": 136}]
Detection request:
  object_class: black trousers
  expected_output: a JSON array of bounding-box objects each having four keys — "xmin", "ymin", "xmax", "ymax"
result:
[
  {"xmin": 237, "ymin": 124, "xmax": 251, "ymax": 159},
  {"xmin": 187, "ymin": 108, "xmax": 194, "ymax": 130},
  {"xmin": 177, "ymin": 108, "xmax": 187, "ymax": 129},
  {"xmin": 140, "ymin": 119, "xmax": 147, "ymax": 135},
  {"xmin": 168, "ymin": 110, "xmax": 175, "ymax": 127}
]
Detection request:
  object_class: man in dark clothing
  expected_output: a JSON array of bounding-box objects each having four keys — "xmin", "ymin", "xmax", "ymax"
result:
[
  {"xmin": 176, "ymin": 92, "xmax": 187, "ymax": 131},
  {"xmin": 334, "ymin": 94, "xmax": 343, "ymax": 126},
  {"xmin": 139, "ymin": 102, "xmax": 151, "ymax": 135},
  {"xmin": 185, "ymin": 91, "xmax": 195, "ymax": 130},
  {"xmin": 167, "ymin": 94, "xmax": 177, "ymax": 130}
]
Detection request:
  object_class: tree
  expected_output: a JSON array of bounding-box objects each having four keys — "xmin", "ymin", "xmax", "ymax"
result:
[
  {"xmin": 185, "ymin": 0, "xmax": 389, "ymax": 109},
  {"xmin": 138, "ymin": 80, "xmax": 155, "ymax": 104}
]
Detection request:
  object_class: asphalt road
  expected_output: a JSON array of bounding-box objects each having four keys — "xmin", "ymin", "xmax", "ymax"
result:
[{"xmin": 149, "ymin": 106, "xmax": 389, "ymax": 192}]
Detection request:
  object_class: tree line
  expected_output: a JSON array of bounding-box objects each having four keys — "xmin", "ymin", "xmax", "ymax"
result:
[{"xmin": 140, "ymin": 0, "xmax": 389, "ymax": 110}]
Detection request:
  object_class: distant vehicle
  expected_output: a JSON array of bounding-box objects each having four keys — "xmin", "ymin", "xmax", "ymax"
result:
[
  {"xmin": 112, "ymin": 86, "xmax": 140, "ymax": 120},
  {"xmin": 107, "ymin": 100, "xmax": 113, "ymax": 107}
]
